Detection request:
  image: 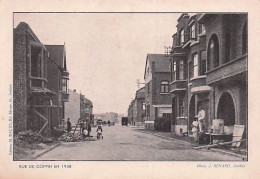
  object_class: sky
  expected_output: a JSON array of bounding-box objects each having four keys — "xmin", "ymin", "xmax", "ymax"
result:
[{"xmin": 14, "ymin": 13, "xmax": 180, "ymax": 115}]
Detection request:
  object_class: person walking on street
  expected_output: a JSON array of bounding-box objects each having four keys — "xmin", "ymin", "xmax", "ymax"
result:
[
  {"xmin": 87, "ymin": 123, "xmax": 92, "ymax": 137},
  {"xmin": 67, "ymin": 118, "xmax": 71, "ymax": 133}
]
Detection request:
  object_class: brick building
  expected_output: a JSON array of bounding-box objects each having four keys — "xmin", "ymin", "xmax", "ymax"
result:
[
  {"xmin": 80, "ymin": 94, "xmax": 93, "ymax": 123},
  {"xmin": 127, "ymin": 100, "xmax": 134, "ymax": 125},
  {"xmin": 64, "ymin": 89, "xmax": 80, "ymax": 126},
  {"xmin": 13, "ymin": 22, "xmax": 69, "ymax": 136},
  {"xmin": 144, "ymin": 54, "xmax": 171, "ymax": 130},
  {"xmin": 133, "ymin": 87, "xmax": 145, "ymax": 126},
  {"xmin": 45, "ymin": 45, "xmax": 69, "ymax": 133},
  {"xmin": 169, "ymin": 13, "xmax": 248, "ymax": 136}
]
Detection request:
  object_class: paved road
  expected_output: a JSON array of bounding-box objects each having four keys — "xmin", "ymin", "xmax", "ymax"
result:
[{"xmin": 37, "ymin": 125, "xmax": 241, "ymax": 161}]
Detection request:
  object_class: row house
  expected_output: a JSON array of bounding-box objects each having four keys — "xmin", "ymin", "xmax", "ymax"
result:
[
  {"xmin": 46, "ymin": 45, "xmax": 69, "ymax": 134},
  {"xmin": 65, "ymin": 89, "xmax": 80, "ymax": 126},
  {"xmin": 169, "ymin": 13, "xmax": 248, "ymax": 136},
  {"xmin": 13, "ymin": 22, "xmax": 70, "ymax": 136},
  {"xmin": 80, "ymin": 94, "xmax": 93, "ymax": 123},
  {"xmin": 144, "ymin": 54, "xmax": 171, "ymax": 130},
  {"xmin": 133, "ymin": 87, "xmax": 145, "ymax": 126},
  {"xmin": 128, "ymin": 100, "xmax": 134, "ymax": 125}
]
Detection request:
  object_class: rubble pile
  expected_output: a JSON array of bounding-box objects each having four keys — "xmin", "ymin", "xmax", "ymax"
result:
[
  {"xmin": 58, "ymin": 132, "xmax": 96, "ymax": 142},
  {"xmin": 16, "ymin": 130, "xmax": 53, "ymax": 144}
]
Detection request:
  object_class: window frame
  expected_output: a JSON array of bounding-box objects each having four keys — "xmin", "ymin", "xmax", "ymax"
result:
[
  {"xmin": 160, "ymin": 81, "xmax": 169, "ymax": 93},
  {"xmin": 180, "ymin": 29, "xmax": 184, "ymax": 45},
  {"xmin": 190, "ymin": 24, "xmax": 196, "ymax": 39}
]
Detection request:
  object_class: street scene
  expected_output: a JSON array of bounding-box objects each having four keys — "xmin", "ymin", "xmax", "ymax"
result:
[
  {"xmin": 13, "ymin": 13, "xmax": 248, "ymax": 161},
  {"xmin": 37, "ymin": 125, "xmax": 240, "ymax": 161}
]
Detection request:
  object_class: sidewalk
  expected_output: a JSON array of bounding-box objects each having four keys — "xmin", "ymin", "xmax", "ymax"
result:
[{"xmin": 133, "ymin": 128, "xmax": 247, "ymax": 160}]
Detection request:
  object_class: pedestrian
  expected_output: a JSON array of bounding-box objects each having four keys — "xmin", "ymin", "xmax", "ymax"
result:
[
  {"xmin": 67, "ymin": 118, "xmax": 71, "ymax": 133},
  {"xmin": 192, "ymin": 117, "xmax": 199, "ymax": 142},
  {"xmin": 197, "ymin": 105, "xmax": 205, "ymax": 132},
  {"xmin": 87, "ymin": 123, "xmax": 91, "ymax": 137}
]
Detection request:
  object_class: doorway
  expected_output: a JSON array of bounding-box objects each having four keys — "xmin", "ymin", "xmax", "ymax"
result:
[{"xmin": 217, "ymin": 92, "xmax": 236, "ymax": 126}]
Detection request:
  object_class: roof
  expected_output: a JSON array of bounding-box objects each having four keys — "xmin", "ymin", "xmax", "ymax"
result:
[
  {"xmin": 45, "ymin": 45, "xmax": 66, "ymax": 69},
  {"xmin": 144, "ymin": 54, "xmax": 171, "ymax": 78},
  {"xmin": 135, "ymin": 87, "xmax": 145, "ymax": 99},
  {"xmin": 14, "ymin": 22, "xmax": 41, "ymax": 44}
]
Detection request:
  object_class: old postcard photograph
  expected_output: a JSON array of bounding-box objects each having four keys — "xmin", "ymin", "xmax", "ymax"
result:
[{"xmin": 0, "ymin": 0, "xmax": 259, "ymax": 178}]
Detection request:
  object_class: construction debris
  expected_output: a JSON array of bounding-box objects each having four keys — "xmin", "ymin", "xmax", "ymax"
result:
[
  {"xmin": 16, "ymin": 130, "xmax": 53, "ymax": 143},
  {"xmin": 58, "ymin": 132, "xmax": 96, "ymax": 142}
]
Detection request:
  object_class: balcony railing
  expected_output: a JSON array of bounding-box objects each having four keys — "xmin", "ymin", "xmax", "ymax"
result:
[
  {"xmin": 206, "ymin": 55, "xmax": 247, "ymax": 85},
  {"xmin": 170, "ymin": 80, "xmax": 187, "ymax": 93},
  {"xmin": 190, "ymin": 76, "xmax": 211, "ymax": 93},
  {"xmin": 30, "ymin": 76, "xmax": 48, "ymax": 89}
]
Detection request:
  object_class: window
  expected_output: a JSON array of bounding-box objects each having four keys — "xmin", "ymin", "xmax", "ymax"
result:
[
  {"xmin": 199, "ymin": 24, "xmax": 206, "ymax": 34},
  {"xmin": 160, "ymin": 81, "xmax": 169, "ymax": 93},
  {"xmin": 147, "ymin": 82, "xmax": 150, "ymax": 94},
  {"xmin": 180, "ymin": 29, "xmax": 184, "ymax": 45},
  {"xmin": 62, "ymin": 78, "xmax": 69, "ymax": 93},
  {"xmin": 193, "ymin": 53, "xmax": 199, "ymax": 77},
  {"xmin": 208, "ymin": 34, "xmax": 219, "ymax": 70},
  {"xmin": 179, "ymin": 60, "xmax": 184, "ymax": 80},
  {"xmin": 179, "ymin": 96, "xmax": 184, "ymax": 117},
  {"xmin": 146, "ymin": 105, "xmax": 150, "ymax": 117},
  {"xmin": 200, "ymin": 51, "xmax": 206, "ymax": 75},
  {"xmin": 31, "ymin": 45, "xmax": 43, "ymax": 77},
  {"xmin": 171, "ymin": 61, "xmax": 176, "ymax": 81},
  {"xmin": 142, "ymin": 103, "xmax": 145, "ymax": 110},
  {"xmin": 189, "ymin": 61, "xmax": 194, "ymax": 79},
  {"xmin": 242, "ymin": 22, "xmax": 248, "ymax": 55},
  {"xmin": 190, "ymin": 24, "xmax": 195, "ymax": 39}
]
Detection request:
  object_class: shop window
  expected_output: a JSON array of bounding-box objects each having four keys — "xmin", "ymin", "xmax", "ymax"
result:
[
  {"xmin": 208, "ymin": 34, "xmax": 219, "ymax": 70},
  {"xmin": 200, "ymin": 51, "xmax": 207, "ymax": 75},
  {"xmin": 242, "ymin": 22, "xmax": 248, "ymax": 55},
  {"xmin": 160, "ymin": 81, "xmax": 169, "ymax": 93},
  {"xmin": 190, "ymin": 24, "xmax": 196, "ymax": 39}
]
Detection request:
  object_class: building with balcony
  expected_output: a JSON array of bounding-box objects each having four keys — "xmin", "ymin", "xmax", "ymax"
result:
[
  {"xmin": 168, "ymin": 13, "xmax": 247, "ymax": 136},
  {"xmin": 144, "ymin": 54, "xmax": 171, "ymax": 130},
  {"xmin": 45, "ymin": 44, "xmax": 70, "ymax": 134},
  {"xmin": 13, "ymin": 22, "xmax": 64, "ymax": 137}
]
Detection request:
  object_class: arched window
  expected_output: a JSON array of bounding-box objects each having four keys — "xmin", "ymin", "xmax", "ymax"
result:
[
  {"xmin": 242, "ymin": 22, "xmax": 248, "ymax": 55},
  {"xmin": 160, "ymin": 81, "xmax": 169, "ymax": 93},
  {"xmin": 207, "ymin": 34, "xmax": 219, "ymax": 70}
]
